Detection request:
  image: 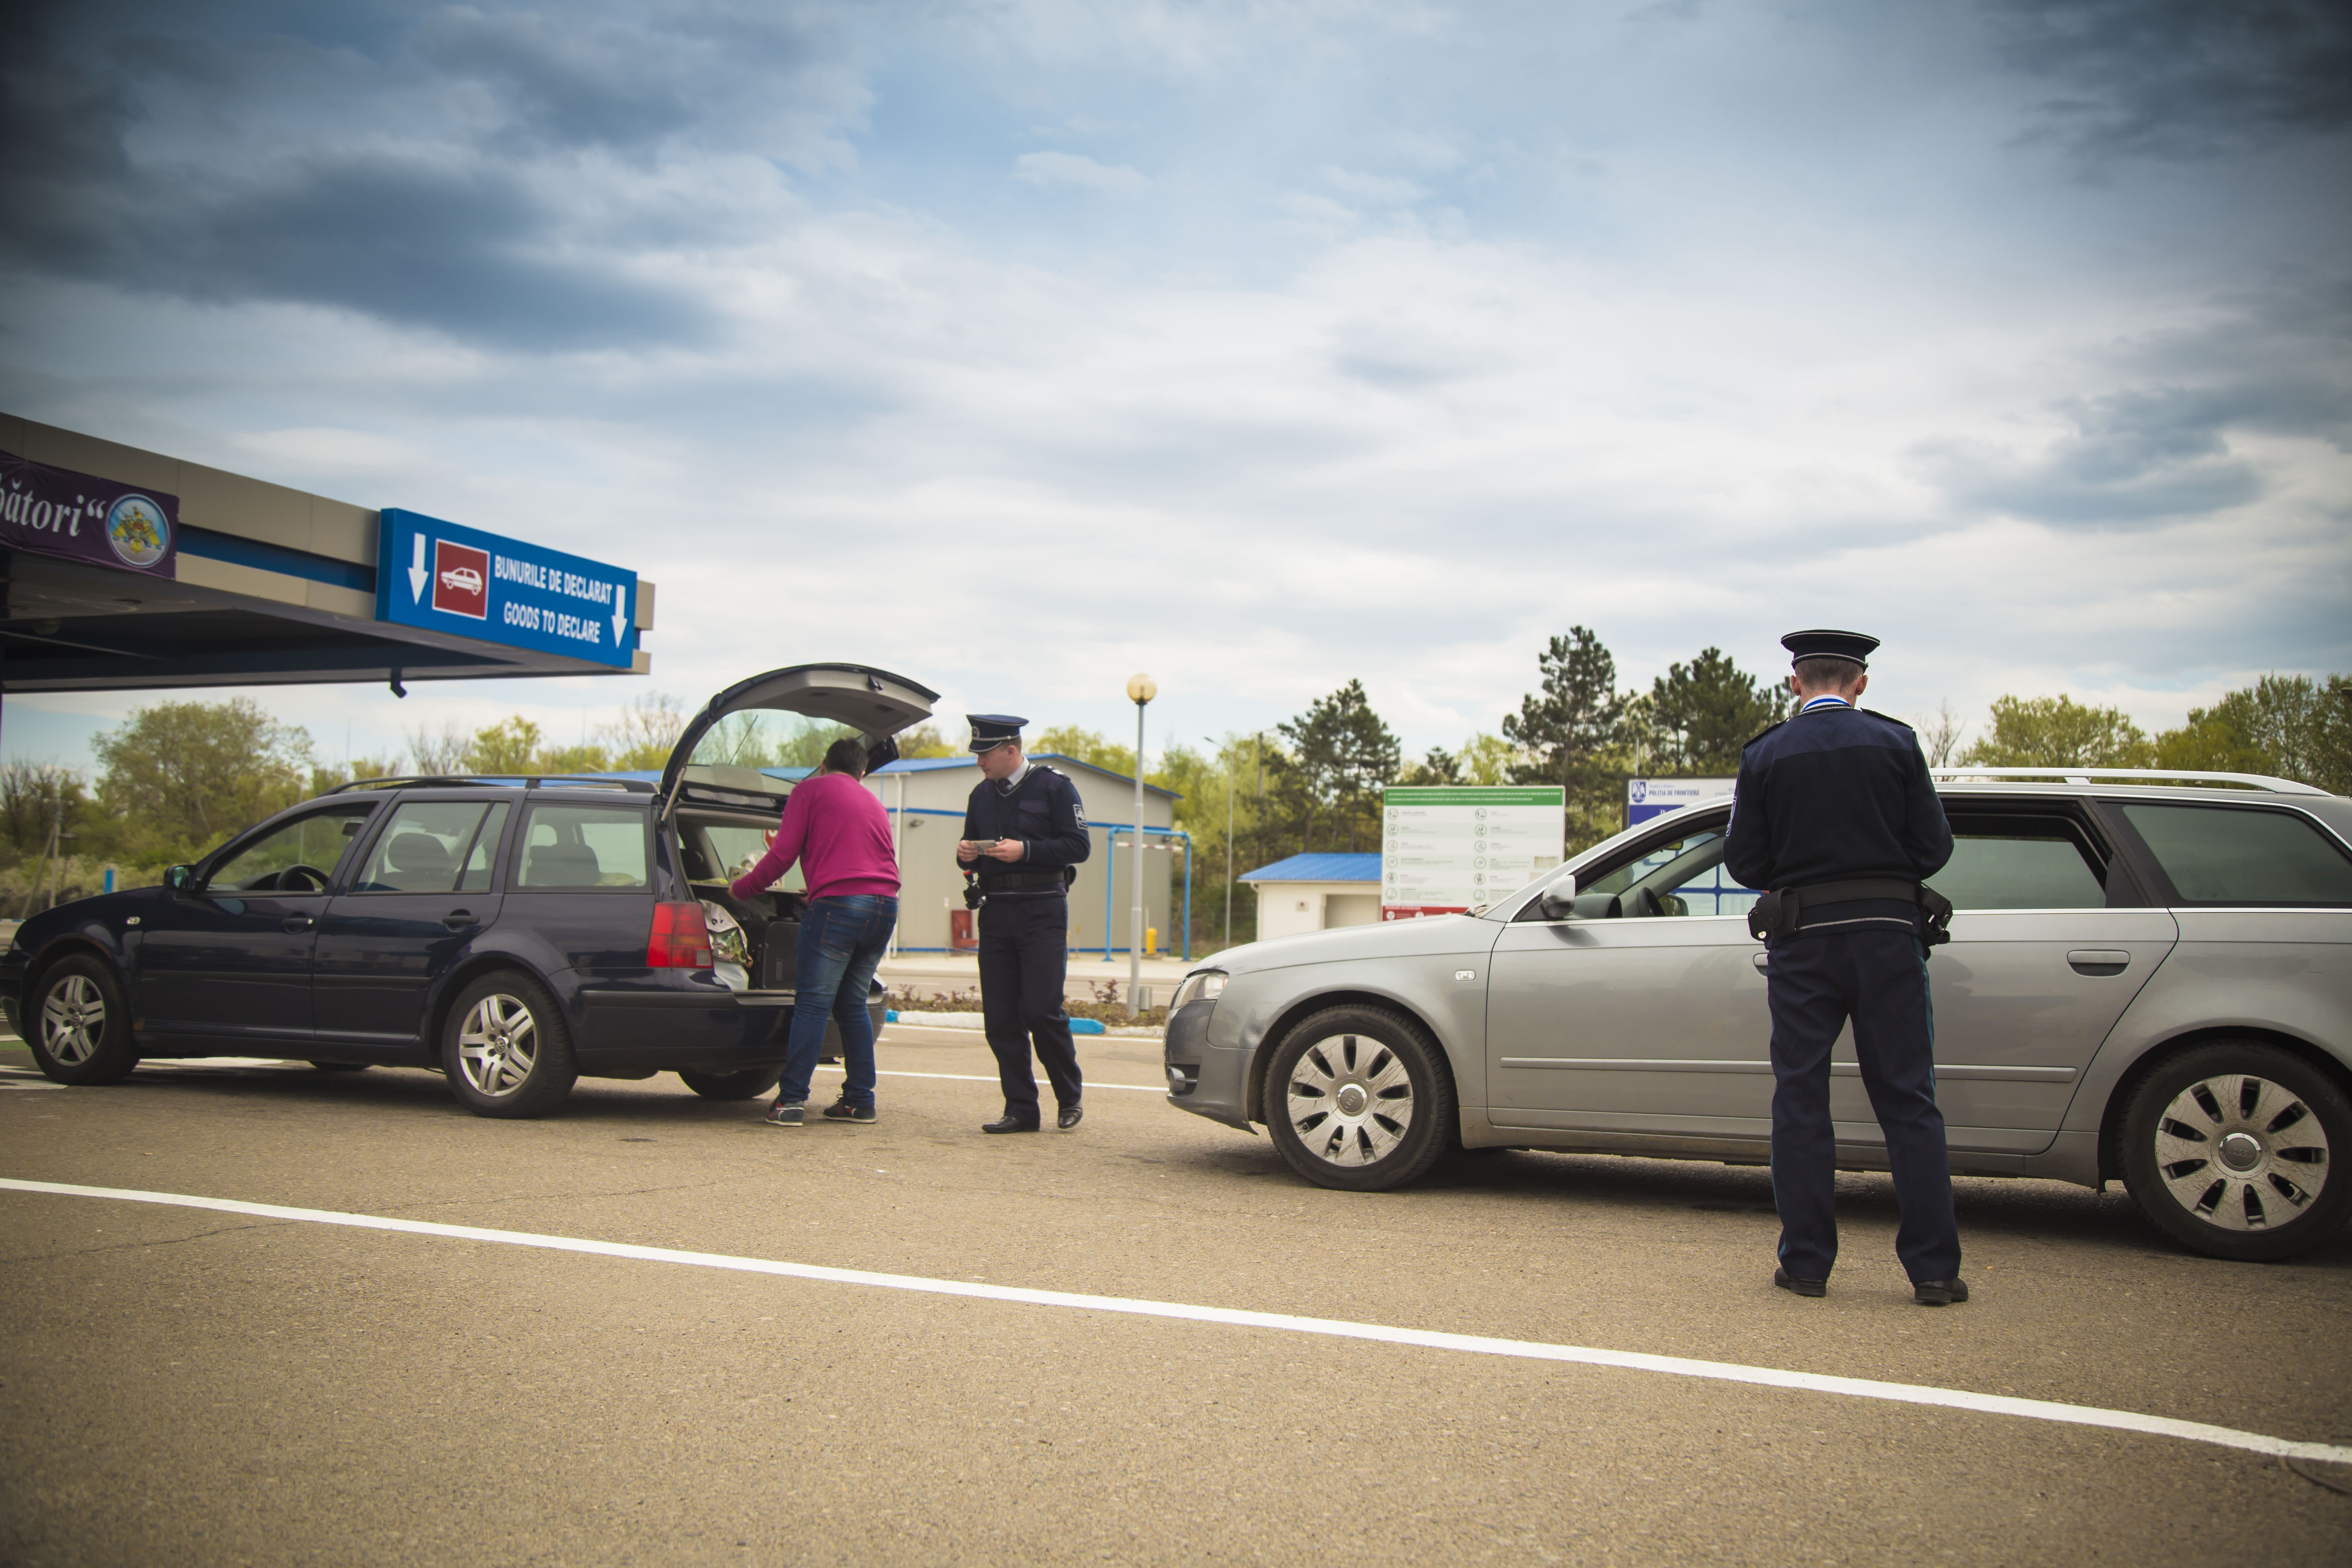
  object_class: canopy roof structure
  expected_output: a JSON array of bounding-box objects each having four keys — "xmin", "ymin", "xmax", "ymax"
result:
[{"xmin": 0, "ymin": 413, "xmax": 653, "ymax": 694}]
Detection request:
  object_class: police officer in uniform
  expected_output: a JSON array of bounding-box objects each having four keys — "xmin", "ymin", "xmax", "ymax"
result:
[
  {"xmin": 957, "ymin": 716, "xmax": 1093, "ymax": 1133},
  {"xmin": 1724, "ymin": 631, "xmax": 1968, "ymax": 1305}
]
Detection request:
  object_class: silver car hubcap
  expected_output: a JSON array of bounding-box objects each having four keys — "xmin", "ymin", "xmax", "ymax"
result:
[
  {"xmin": 1286, "ymin": 1033, "xmax": 1414, "ymax": 1167},
  {"xmin": 2153, "ymin": 1073, "xmax": 2331, "ymax": 1231},
  {"xmin": 458, "ymin": 995, "xmax": 539, "ymax": 1096},
  {"xmin": 40, "ymin": 975, "xmax": 105, "ymax": 1065}
]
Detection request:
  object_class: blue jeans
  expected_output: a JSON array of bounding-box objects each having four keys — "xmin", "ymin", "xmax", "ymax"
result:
[{"xmin": 778, "ymin": 895, "xmax": 897, "ymax": 1108}]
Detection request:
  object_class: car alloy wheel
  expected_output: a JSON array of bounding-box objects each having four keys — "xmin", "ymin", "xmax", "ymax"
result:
[
  {"xmin": 2122, "ymin": 1041, "xmax": 2351, "ymax": 1261},
  {"xmin": 457, "ymin": 992, "xmax": 540, "ymax": 1097},
  {"xmin": 1263, "ymin": 1004, "xmax": 1456, "ymax": 1192},
  {"xmin": 1287, "ymin": 1032, "xmax": 1415, "ymax": 1168},
  {"xmin": 2150, "ymin": 1072, "xmax": 2331, "ymax": 1233},
  {"xmin": 40, "ymin": 974, "xmax": 107, "ymax": 1066}
]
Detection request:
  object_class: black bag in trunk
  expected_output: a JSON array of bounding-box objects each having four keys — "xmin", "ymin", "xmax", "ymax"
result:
[{"xmin": 760, "ymin": 919, "xmax": 800, "ymax": 991}]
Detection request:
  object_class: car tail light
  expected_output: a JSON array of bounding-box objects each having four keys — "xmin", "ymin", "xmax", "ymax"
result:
[{"xmin": 647, "ymin": 901, "xmax": 713, "ymax": 969}]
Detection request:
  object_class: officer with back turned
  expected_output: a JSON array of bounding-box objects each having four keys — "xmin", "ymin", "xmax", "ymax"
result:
[
  {"xmin": 1724, "ymin": 631, "xmax": 1967, "ymax": 1306},
  {"xmin": 957, "ymin": 716, "xmax": 1092, "ymax": 1133}
]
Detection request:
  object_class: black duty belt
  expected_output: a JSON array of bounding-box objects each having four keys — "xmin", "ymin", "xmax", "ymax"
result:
[
  {"xmin": 980, "ymin": 871, "xmax": 1067, "ymax": 892},
  {"xmin": 1748, "ymin": 879, "xmax": 1954, "ymax": 946}
]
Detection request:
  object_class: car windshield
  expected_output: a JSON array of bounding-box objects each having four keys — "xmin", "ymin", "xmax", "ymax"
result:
[{"xmin": 1554, "ymin": 823, "xmax": 1758, "ymax": 918}]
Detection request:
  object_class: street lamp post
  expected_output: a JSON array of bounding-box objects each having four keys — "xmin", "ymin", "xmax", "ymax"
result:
[
  {"xmin": 1212, "ymin": 735, "xmax": 1232, "ymax": 949},
  {"xmin": 1127, "ymin": 673, "xmax": 1156, "ymax": 1008}
]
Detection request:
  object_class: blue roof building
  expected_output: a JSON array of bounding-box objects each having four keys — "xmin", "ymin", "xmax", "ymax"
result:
[{"xmin": 1239, "ymin": 851, "xmax": 1384, "ymax": 939}]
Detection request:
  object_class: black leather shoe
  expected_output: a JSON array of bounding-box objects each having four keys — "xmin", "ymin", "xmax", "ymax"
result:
[
  {"xmin": 1773, "ymin": 1268, "xmax": 1827, "ymax": 1298},
  {"xmin": 1913, "ymin": 1278, "xmax": 1969, "ymax": 1306},
  {"xmin": 1057, "ymin": 1103, "xmax": 1083, "ymax": 1130},
  {"xmin": 982, "ymin": 1111, "xmax": 1041, "ymax": 1134}
]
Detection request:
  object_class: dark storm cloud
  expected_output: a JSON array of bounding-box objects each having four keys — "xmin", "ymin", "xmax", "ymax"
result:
[
  {"xmin": 1910, "ymin": 277, "xmax": 2352, "ymax": 527},
  {"xmin": 1985, "ymin": 0, "xmax": 2352, "ymax": 161},
  {"xmin": 0, "ymin": 0, "xmax": 867, "ymax": 349}
]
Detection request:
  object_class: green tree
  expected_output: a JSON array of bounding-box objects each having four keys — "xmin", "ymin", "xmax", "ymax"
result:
[
  {"xmin": 603, "ymin": 692, "xmax": 687, "ymax": 770},
  {"xmin": 1959, "ymin": 695, "xmax": 2154, "ymax": 768},
  {"xmin": 1503, "ymin": 628, "xmax": 1625, "ymax": 787},
  {"xmin": 1277, "ymin": 679, "xmax": 1399, "ymax": 854},
  {"xmin": 464, "ymin": 717, "xmax": 545, "ymax": 775},
  {"xmin": 2151, "ymin": 674, "xmax": 2351, "ymax": 793},
  {"xmin": 892, "ymin": 723, "xmax": 959, "ymax": 760},
  {"xmin": 1034, "ymin": 724, "xmax": 1136, "ymax": 778},
  {"xmin": 0, "ymin": 763, "xmax": 86, "ymax": 864},
  {"xmin": 92, "ymin": 698, "xmax": 315, "ymax": 864},
  {"xmin": 1645, "ymin": 647, "xmax": 1788, "ymax": 774}
]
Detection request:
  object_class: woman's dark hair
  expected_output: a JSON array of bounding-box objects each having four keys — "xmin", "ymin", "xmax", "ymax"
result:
[{"xmin": 822, "ymin": 737, "xmax": 870, "ymax": 777}]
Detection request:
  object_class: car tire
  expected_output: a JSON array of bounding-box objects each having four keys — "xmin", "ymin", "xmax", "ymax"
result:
[
  {"xmin": 1263, "ymin": 1005, "xmax": 1456, "ymax": 1193},
  {"xmin": 678, "ymin": 1066, "xmax": 782, "ymax": 1100},
  {"xmin": 2120, "ymin": 1040, "xmax": 2352, "ymax": 1262},
  {"xmin": 309, "ymin": 1061, "xmax": 371, "ymax": 1072},
  {"xmin": 440, "ymin": 971, "xmax": 578, "ymax": 1119},
  {"xmin": 25, "ymin": 955, "xmax": 140, "ymax": 1085}
]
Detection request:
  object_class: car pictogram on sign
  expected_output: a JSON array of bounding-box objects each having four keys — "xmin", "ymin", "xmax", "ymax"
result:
[{"xmin": 431, "ymin": 540, "xmax": 490, "ymax": 619}]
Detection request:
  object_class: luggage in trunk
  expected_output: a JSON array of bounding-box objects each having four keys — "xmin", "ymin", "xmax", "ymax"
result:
[{"xmin": 760, "ymin": 919, "xmax": 800, "ymax": 991}]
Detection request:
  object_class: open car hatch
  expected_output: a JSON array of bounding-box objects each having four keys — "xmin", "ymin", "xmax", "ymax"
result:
[{"xmin": 661, "ymin": 663, "xmax": 939, "ymax": 816}]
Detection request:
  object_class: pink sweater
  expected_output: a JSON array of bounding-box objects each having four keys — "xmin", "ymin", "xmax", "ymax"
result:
[{"xmin": 726, "ymin": 771, "xmax": 900, "ymax": 902}]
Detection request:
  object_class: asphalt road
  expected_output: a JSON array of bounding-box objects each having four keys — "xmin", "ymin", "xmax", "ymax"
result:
[{"xmin": 3, "ymin": 1024, "xmax": 2348, "ymax": 1567}]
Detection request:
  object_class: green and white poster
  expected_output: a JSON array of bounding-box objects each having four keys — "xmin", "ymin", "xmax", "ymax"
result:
[{"xmin": 1381, "ymin": 785, "xmax": 1566, "ymax": 918}]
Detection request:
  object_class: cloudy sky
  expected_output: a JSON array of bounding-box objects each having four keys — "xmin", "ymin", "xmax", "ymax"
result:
[{"xmin": 3, "ymin": 0, "xmax": 2347, "ymax": 775}]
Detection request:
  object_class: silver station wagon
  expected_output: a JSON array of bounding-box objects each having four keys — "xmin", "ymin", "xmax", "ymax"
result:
[{"xmin": 1163, "ymin": 770, "xmax": 2352, "ymax": 1261}]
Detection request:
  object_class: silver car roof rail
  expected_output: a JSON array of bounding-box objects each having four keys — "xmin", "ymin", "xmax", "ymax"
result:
[{"xmin": 1929, "ymin": 766, "xmax": 2330, "ymax": 796}]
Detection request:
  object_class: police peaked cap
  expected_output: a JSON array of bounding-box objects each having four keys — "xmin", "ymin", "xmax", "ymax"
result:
[
  {"xmin": 966, "ymin": 714, "xmax": 1028, "ymax": 752},
  {"xmin": 1780, "ymin": 629, "xmax": 1880, "ymax": 668}
]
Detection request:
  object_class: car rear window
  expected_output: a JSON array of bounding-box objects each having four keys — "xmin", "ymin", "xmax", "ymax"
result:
[
  {"xmin": 355, "ymin": 801, "xmax": 507, "ymax": 894},
  {"xmin": 1929, "ymin": 819, "xmax": 2107, "ymax": 910},
  {"xmin": 518, "ymin": 803, "xmax": 650, "ymax": 890},
  {"xmin": 2119, "ymin": 804, "xmax": 2352, "ymax": 906}
]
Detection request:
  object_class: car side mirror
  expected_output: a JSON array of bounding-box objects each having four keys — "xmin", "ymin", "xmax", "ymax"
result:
[
  {"xmin": 165, "ymin": 864, "xmax": 196, "ymax": 896},
  {"xmin": 1536, "ymin": 874, "xmax": 1578, "ymax": 921}
]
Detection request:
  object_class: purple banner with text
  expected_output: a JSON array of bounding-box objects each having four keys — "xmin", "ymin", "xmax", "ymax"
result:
[{"xmin": 0, "ymin": 449, "xmax": 179, "ymax": 580}]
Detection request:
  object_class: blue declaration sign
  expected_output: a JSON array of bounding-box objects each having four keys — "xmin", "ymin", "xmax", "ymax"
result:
[{"xmin": 374, "ymin": 508, "xmax": 637, "ymax": 670}]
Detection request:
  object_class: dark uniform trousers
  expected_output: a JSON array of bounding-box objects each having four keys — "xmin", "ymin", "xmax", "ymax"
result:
[
  {"xmin": 977, "ymin": 893, "xmax": 1083, "ymax": 1117},
  {"xmin": 1767, "ymin": 926, "xmax": 1962, "ymax": 1283}
]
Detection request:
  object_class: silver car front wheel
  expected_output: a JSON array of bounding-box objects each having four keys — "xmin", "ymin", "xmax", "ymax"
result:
[
  {"xmin": 42, "ymin": 974, "xmax": 107, "ymax": 1066},
  {"xmin": 1264, "ymin": 1005, "xmax": 1455, "ymax": 1192},
  {"xmin": 2123, "ymin": 1042, "xmax": 2351, "ymax": 1262},
  {"xmin": 440, "ymin": 970, "xmax": 577, "ymax": 1119}
]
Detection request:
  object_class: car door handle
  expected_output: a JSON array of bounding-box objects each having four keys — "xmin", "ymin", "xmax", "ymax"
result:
[
  {"xmin": 1752, "ymin": 951, "xmax": 1770, "ymax": 974},
  {"xmin": 2068, "ymin": 949, "xmax": 2130, "ymax": 976},
  {"xmin": 443, "ymin": 910, "xmax": 480, "ymax": 930},
  {"xmin": 282, "ymin": 915, "xmax": 315, "ymax": 932}
]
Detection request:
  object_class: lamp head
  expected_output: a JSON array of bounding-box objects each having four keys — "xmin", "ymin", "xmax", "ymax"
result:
[{"xmin": 1127, "ymin": 673, "xmax": 1158, "ymax": 705}]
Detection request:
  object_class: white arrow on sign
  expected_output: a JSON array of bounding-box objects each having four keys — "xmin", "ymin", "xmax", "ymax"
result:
[
  {"xmin": 610, "ymin": 587, "xmax": 627, "ymax": 646},
  {"xmin": 408, "ymin": 535, "xmax": 430, "ymax": 603}
]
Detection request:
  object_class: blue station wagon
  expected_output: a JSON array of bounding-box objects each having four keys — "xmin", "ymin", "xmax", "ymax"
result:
[{"xmin": 1, "ymin": 664, "xmax": 938, "ymax": 1117}]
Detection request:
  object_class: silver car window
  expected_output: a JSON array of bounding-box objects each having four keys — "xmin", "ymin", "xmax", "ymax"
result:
[
  {"xmin": 2121, "ymin": 803, "xmax": 2352, "ymax": 906},
  {"xmin": 1929, "ymin": 817, "xmax": 2108, "ymax": 910},
  {"xmin": 1565, "ymin": 827, "xmax": 1758, "ymax": 919}
]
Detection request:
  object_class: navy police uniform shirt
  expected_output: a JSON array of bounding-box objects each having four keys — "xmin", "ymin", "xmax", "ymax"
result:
[
  {"xmin": 1723, "ymin": 697, "xmax": 1953, "ymax": 913},
  {"xmin": 962, "ymin": 762, "xmax": 1092, "ymax": 896}
]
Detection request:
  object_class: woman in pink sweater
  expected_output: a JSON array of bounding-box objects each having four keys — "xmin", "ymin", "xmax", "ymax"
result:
[{"xmin": 728, "ymin": 737, "xmax": 900, "ymax": 1126}]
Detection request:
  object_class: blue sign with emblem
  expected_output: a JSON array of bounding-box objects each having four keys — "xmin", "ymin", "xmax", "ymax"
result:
[{"xmin": 374, "ymin": 508, "xmax": 636, "ymax": 669}]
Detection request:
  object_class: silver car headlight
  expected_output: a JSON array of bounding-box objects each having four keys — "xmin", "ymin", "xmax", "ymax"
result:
[{"xmin": 1170, "ymin": 970, "xmax": 1227, "ymax": 1012}]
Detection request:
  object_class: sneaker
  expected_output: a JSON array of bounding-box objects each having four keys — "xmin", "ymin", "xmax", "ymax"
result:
[
  {"xmin": 822, "ymin": 1099, "xmax": 876, "ymax": 1123},
  {"xmin": 766, "ymin": 1100, "xmax": 805, "ymax": 1127}
]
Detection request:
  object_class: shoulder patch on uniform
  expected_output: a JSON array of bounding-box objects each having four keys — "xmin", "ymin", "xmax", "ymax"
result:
[
  {"xmin": 1742, "ymin": 720, "xmax": 1786, "ymax": 750},
  {"xmin": 1861, "ymin": 709, "xmax": 1915, "ymax": 730}
]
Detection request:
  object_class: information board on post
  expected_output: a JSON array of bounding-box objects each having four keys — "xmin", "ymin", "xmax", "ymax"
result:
[
  {"xmin": 1381, "ymin": 785, "xmax": 1565, "ymax": 919},
  {"xmin": 375, "ymin": 508, "xmax": 636, "ymax": 669},
  {"xmin": 1626, "ymin": 777, "xmax": 1736, "ymax": 827}
]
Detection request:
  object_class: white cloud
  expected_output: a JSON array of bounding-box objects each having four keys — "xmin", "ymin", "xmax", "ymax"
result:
[{"xmin": 1011, "ymin": 150, "xmax": 1152, "ymax": 193}]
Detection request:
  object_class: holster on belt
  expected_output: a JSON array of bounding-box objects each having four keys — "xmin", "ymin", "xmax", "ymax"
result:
[{"xmin": 1747, "ymin": 879, "xmax": 1955, "ymax": 947}]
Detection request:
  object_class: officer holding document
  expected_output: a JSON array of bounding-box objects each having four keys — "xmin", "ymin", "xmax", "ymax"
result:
[
  {"xmin": 1724, "ymin": 630, "xmax": 1966, "ymax": 1306},
  {"xmin": 956, "ymin": 715, "xmax": 1092, "ymax": 1133}
]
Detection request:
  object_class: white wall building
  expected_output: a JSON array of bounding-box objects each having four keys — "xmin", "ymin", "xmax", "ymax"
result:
[{"xmin": 1240, "ymin": 853, "xmax": 1383, "ymax": 941}]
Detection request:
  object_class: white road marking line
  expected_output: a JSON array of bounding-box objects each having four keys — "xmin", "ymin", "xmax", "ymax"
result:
[
  {"xmin": 2, "ymin": 1177, "xmax": 2343, "ymax": 1466},
  {"xmin": 822, "ymin": 1066, "xmax": 1163, "ymax": 1093}
]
